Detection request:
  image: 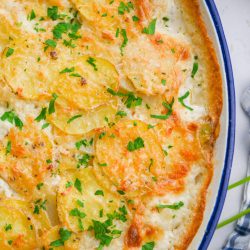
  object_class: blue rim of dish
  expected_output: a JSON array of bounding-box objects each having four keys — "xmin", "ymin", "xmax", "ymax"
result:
[{"xmin": 198, "ymin": 0, "xmax": 236, "ymax": 249}]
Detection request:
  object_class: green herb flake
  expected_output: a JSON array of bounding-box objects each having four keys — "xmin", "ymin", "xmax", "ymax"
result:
[
  {"xmin": 69, "ymin": 208, "xmax": 86, "ymax": 218},
  {"xmin": 28, "ymin": 9, "xmax": 36, "ymax": 21},
  {"xmin": 0, "ymin": 110, "xmax": 23, "ymax": 130},
  {"xmin": 44, "ymin": 39, "xmax": 57, "ymax": 50},
  {"xmin": 161, "ymin": 79, "xmax": 166, "ymax": 86},
  {"xmin": 36, "ymin": 183, "xmax": 44, "ymax": 190},
  {"xmin": 6, "ymin": 140, "xmax": 11, "ymax": 155},
  {"xmin": 4, "ymin": 224, "xmax": 12, "ymax": 231},
  {"xmin": 50, "ymin": 228, "xmax": 72, "ymax": 247},
  {"xmin": 120, "ymin": 29, "xmax": 128, "ymax": 55},
  {"xmin": 132, "ymin": 15, "xmax": 139, "ymax": 22},
  {"xmin": 6, "ymin": 48, "xmax": 14, "ymax": 57},
  {"xmin": 117, "ymin": 190, "xmax": 125, "ymax": 195},
  {"xmin": 142, "ymin": 19, "xmax": 157, "ymax": 35},
  {"xmin": 66, "ymin": 181, "xmax": 73, "ymax": 188},
  {"xmin": 35, "ymin": 107, "xmax": 47, "ymax": 122},
  {"xmin": 53, "ymin": 22, "xmax": 70, "ymax": 39},
  {"xmin": 86, "ymin": 57, "xmax": 98, "ymax": 71},
  {"xmin": 42, "ymin": 123, "xmax": 50, "ymax": 129},
  {"xmin": 178, "ymin": 91, "xmax": 193, "ymax": 111},
  {"xmin": 48, "ymin": 93, "xmax": 58, "ymax": 114},
  {"xmin": 156, "ymin": 201, "xmax": 184, "ymax": 210},
  {"xmin": 150, "ymin": 98, "xmax": 174, "ymax": 120},
  {"xmin": 77, "ymin": 199, "xmax": 84, "ymax": 207},
  {"xmin": 116, "ymin": 110, "xmax": 127, "ymax": 118},
  {"xmin": 60, "ymin": 67, "xmax": 75, "ymax": 74},
  {"xmin": 142, "ymin": 241, "xmax": 155, "ymax": 250},
  {"xmin": 74, "ymin": 178, "xmax": 82, "ymax": 193},
  {"xmin": 127, "ymin": 137, "xmax": 144, "ymax": 152},
  {"xmin": 95, "ymin": 190, "xmax": 104, "ymax": 196},
  {"xmin": 67, "ymin": 114, "xmax": 82, "ymax": 124},
  {"xmin": 98, "ymin": 162, "xmax": 107, "ymax": 167},
  {"xmin": 191, "ymin": 62, "xmax": 199, "ymax": 78}
]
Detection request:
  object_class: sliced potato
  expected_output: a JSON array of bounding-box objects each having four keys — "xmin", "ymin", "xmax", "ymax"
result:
[
  {"xmin": 94, "ymin": 120, "xmax": 168, "ymax": 197},
  {"xmin": 122, "ymin": 35, "xmax": 180, "ymax": 96},
  {"xmin": 57, "ymin": 167, "xmax": 121, "ymax": 233},
  {"xmin": 70, "ymin": 0, "xmax": 139, "ymax": 39},
  {"xmin": 0, "ymin": 35, "xmax": 66, "ymax": 100},
  {"xmin": 53, "ymin": 56, "xmax": 119, "ymax": 110},
  {"xmin": 48, "ymin": 100, "xmax": 118, "ymax": 135},
  {"xmin": 0, "ymin": 123, "xmax": 53, "ymax": 196},
  {"xmin": 1, "ymin": 198, "xmax": 51, "ymax": 235},
  {"xmin": 41, "ymin": 226, "xmax": 80, "ymax": 250},
  {"xmin": 0, "ymin": 206, "xmax": 37, "ymax": 249}
]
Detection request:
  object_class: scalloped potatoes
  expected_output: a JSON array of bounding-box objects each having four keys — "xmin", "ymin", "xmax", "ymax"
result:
[{"xmin": 0, "ymin": 0, "xmax": 222, "ymax": 249}]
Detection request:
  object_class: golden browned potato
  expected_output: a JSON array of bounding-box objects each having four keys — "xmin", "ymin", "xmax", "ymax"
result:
[
  {"xmin": 57, "ymin": 167, "xmax": 122, "ymax": 233},
  {"xmin": 0, "ymin": 121, "xmax": 53, "ymax": 196}
]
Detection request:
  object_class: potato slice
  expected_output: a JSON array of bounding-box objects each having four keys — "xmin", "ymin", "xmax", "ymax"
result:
[
  {"xmin": 0, "ymin": 35, "xmax": 66, "ymax": 100},
  {"xmin": 48, "ymin": 100, "xmax": 117, "ymax": 135},
  {"xmin": 0, "ymin": 123, "xmax": 53, "ymax": 196},
  {"xmin": 57, "ymin": 167, "xmax": 121, "ymax": 233},
  {"xmin": 53, "ymin": 56, "xmax": 119, "ymax": 110},
  {"xmin": 41, "ymin": 226, "xmax": 80, "ymax": 250},
  {"xmin": 0, "ymin": 206, "xmax": 37, "ymax": 249},
  {"xmin": 122, "ymin": 35, "xmax": 180, "ymax": 96},
  {"xmin": 94, "ymin": 120, "xmax": 168, "ymax": 197},
  {"xmin": 70, "ymin": 0, "xmax": 139, "ymax": 39},
  {"xmin": 1, "ymin": 198, "xmax": 51, "ymax": 235}
]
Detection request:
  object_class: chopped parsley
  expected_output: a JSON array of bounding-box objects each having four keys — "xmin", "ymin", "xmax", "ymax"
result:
[
  {"xmin": 44, "ymin": 39, "xmax": 57, "ymax": 51},
  {"xmin": 33, "ymin": 199, "xmax": 47, "ymax": 214},
  {"xmin": 67, "ymin": 114, "xmax": 82, "ymax": 124},
  {"xmin": 118, "ymin": 1, "xmax": 134, "ymax": 15},
  {"xmin": 74, "ymin": 178, "xmax": 82, "ymax": 193},
  {"xmin": 36, "ymin": 183, "xmax": 44, "ymax": 190},
  {"xmin": 35, "ymin": 107, "xmax": 47, "ymax": 122},
  {"xmin": 53, "ymin": 22, "xmax": 70, "ymax": 39},
  {"xmin": 86, "ymin": 57, "xmax": 98, "ymax": 71},
  {"xmin": 132, "ymin": 15, "xmax": 139, "ymax": 22},
  {"xmin": 116, "ymin": 110, "xmax": 127, "ymax": 118},
  {"xmin": 150, "ymin": 98, "xmax": 174, "ymax": 120},
  {"xmin": 127, "ymin": 137, "xmax": 144, "ymax": 152},
  {"xmin": 142, "ymin": 241, "xmax": 155, "ymax": 250},
  {"xmin": 65, "ymin": 181, "xmax": 73, "ymax": 188},
  {"xmin": 6, "ymin": 140, "xmax": 11, "ymax": 155},
  {"xmin": 28, "ymin": 9, "xmax": 36, "ymax": 21},
  {"xmin": 48, "ymin": 93, "xmax": 58, "ymax": 114},
  {"xmin": 98, "ymin": 162, "xmax": 107, "ymax": 167},
  {"xmin": 142, "ymin": 19, "xmax": 157, "ymax": 35},
  {"xmin": 50, "ymin": 228, "xmax": 72, "ymax": 247},
  {"xmin": 4, "ymin": 224, "xmax": 12, "ymax": 231},
  {"xmin": 117, "ymin": 190, "xmax": 125, "ymax": 195},
  {"xmin": 178, "ymin": 91, "xmax": 193, "ymax": 111},
  {"xmin": 77, "ymin": 199, "xmax": 84, "ymax": 207},
  {"xmin": 60, "ymin": 67, "xmax": 75, "ymax": 74},
  {"xmin": 69, "ymin": 208, "xmax": 86, "ymax": 218},
  {"xmin": 1, "ymin": 110, "xmax": 23, "ymax": 129},
  {"xmin": 47, "ymin": 6, "xmax": 64, "ymax": 20},
  {"xmin": 95, "ymin": 190, "xmax": 104, "ymax": 196},
  {"xmin": 42, "ymin": 123, "xmax": 50, "ymax": 129},
  {"xmin": 77, "ymin": 153, "xmax": 91, "ymax": 168},
  {"xmin": 156, "ymin": 201, "xmax": 184, "ymax": 210},
  {"xmin": 99, "ymin": 132, "xmax": 106, "ymax": 139},
  {"xmin": 6, "ymin": 48, "xmax": 14, "ymax": 57},
  {"xmin": 191, "ymin": 62, "xmax": 199, "ymax": 78},
  {"xmin": 120, "ymin": 29, "xmax": 128, "ymax": 55},
  {"xmin": 107, "ymin": 88, "xmax": 142, "ymax": 108},
  {"xmin": 75, "ymin": 138, "xmax": 93, "ymax": 149},
  {"xmin": 161, "ymin": 79, "xmax": 166, "ymax": 86}
]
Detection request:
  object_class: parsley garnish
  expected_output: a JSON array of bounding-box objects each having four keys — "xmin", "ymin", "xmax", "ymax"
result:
[
  {"xmin": 65, "ymin": 181, "xmax": 73, "ymax": 188},
  {"xmin": 178, "ymin": 91, "xmax": 193, "ymax": 111},
  {"xmin": 36, "ymin": 183, "xmax": 44, "ymax": 190},
  {"xmin": 151, "ymin": 98, "xmax": 174, "ymax": 120},
  {"xmin": 42, "ymin": 123, "xmax": 50, "ymax": 129},
  {"xmin": 98, "ymin": 162, "xmax": 107, "ymax": 167},
  {"xmin": 120, "ymin": 29, "xmax": 128, "ymax": 55},
  {"xmin": 142, "ymin": 241, "xmax": 155, "ymax": 250},
  {"xmin": 1, "ymin": 110, "xmax": 23, "ymax": 129},
  {"xmin": 191, "ymin": 62, "xmax": 199, "ymax": 78},
  {"xmin": 47, "ymin": 6, "xmax": 64, "ymax": 20},
  {"xmin": 132, "ymin": 15, "xmax": 139, "ymax": 22},
  {"xmin": 28, "ymin": 9, "xmax": 36, "ymax": 21},
  {"xmin": 142, "ymin": 19, "xmax": 157, "ymax": 35},
  {"xmin": 4, "ymin": 224, "xmax": 12, "ymax": 231},
  {"xmin": 67, "ymin": 114, "xmax": 82, "ymax": 124},
  {"xmin": 74, "ymin": 178, "xmax": 82, "ymax": 193},
  {"xmin": 86, "ymin": 57, "xmax": 98, "ymax": 71},
  {"xmin": 44, "ymin": 39, "xmax": 57, "ymax": 51},
  {"xmin": 6, "ymin": 48, "xmax": 14, "ymax": 57},
  {"xmin": 117, "ymin": 190, "xmax": 125, "ymax": 195},
  {"xmin": 156, "ymin": 201, "xmax": 184, "ymax": 210},
  {"xmin": 127, "ymin": 137, "xmax": 144, "ymax": 152},
  {"xmin": 35, "ymin": 107, "xmax": 47, "ymax": 122},
  {"xmin": 50, "ymin": 228, "xmax": 72, "ymax": 247},
  {"xmin": 48, "ymin": 93, "xmax": 58, "ymax": 114},
  {"xmin": 6, "ymin": 141, "xmax": 11, "ymax": 155},
  {"xmin": 95, "ymin": 190, "xmax": 104, "ymax": 196},
  {"xmin": 77, "ymin": 200, "xmax": 84, "ymax": 207},
  {"xmin": 69, "ymin": 208, "xmax": 86, "ymax": 218},
  {"xmin": 75, "ymin": 138, "xmax": 92, "ymax": 149},
  {"xmin": 77, "ymin": 154, "xmax": 91, "ymax": 168},
  {"xmin": 118, "ymin": 2, "xmax": 134, "ymax": 15},
  {"xmin": 60, "ymin": 67, "xmax": 75, "ymax": 74},
  {"xmin": 33, "ymin": 199, "xmax": 47, "ymax": 214},
  {"xmin": 116, "ymin": 110, "xmax": 127, "ymax": 118}
]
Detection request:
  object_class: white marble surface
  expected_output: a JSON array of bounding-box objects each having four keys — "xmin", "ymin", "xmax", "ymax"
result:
[{"xmin": 209, "ymin": 0, "xmax": 250, "ymax": 249}]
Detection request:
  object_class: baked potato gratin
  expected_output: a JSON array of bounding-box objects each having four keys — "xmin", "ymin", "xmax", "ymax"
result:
[{"xmin": 0, "ymin": 0, "xmax": 222, "ymax": 249}]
